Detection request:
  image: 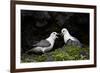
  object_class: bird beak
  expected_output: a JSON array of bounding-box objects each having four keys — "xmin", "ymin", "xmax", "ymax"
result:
[
  {"xmin": 56, "ymin": 33, "xmax": 59, "ymax": 38},
  {"xmin": 59, "ymin": 33, "xmax": 63, "ymax": 36},
  {"xmin": 56, "ymin": 36, "xmax": 58, "ymax": 38}
]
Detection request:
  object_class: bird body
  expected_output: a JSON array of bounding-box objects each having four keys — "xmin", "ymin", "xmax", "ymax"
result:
[
  {"xmin": 30, "ymin": 32, "xmax": 58, "ymax": 53},
  {"xmin": 61, "ymin": 28, "xmax": 82, "ymax": 48},
  {"xmin": 33, "ymin": 38, "xmax": 54, "ymax": 53}
]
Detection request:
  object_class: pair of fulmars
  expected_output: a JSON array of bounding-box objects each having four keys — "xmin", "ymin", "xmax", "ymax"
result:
[{"xmin": 30, "ymin": 28, "xmax": 82, "ymax": 53}]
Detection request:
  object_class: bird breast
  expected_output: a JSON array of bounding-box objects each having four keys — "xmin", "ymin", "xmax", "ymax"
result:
[
  {"xmin": 46, "ymin": 39, "xmax": 54, "ymax": 48},
  {"xmin": 64, "ymin": 34, "xmax": 75, "ymax": 43}
]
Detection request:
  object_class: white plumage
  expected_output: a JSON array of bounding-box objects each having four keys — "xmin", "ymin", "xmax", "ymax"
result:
[
  {"xmin": 31, "ymin": 32, "xmax": 58, "ymax": 53},
  {"xmin": 61, "ymin": 28, "xmax": 82, "ymax": 48}
]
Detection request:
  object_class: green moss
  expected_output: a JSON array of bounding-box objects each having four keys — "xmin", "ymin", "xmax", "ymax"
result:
[
  {"xmin": 33, "ymin": 54, "xmax": 47, "ymax": 62},
  {"xmin": 21, "ymin": 45, "xmax": 89, "ymax": 63}
]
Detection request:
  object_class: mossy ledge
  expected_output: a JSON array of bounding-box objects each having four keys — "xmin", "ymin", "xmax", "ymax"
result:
[{"xmin": 21, "ymin": 45, "xmax": 89, "ymax": 62}]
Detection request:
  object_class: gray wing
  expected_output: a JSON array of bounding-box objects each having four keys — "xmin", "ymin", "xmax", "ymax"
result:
[
  {"xmin": 67, "ymin": 38, "xmax": 82, "ymax": 48},
  {"xmin": 74, "ymin": 38, "xmax": 82, "ymax": 47},
  {"xmin": 33, "ymin": 40, "xmax": 51, "ymax": 47}
]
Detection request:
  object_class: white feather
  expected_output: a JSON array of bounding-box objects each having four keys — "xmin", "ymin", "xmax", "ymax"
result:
[
  {"xmin": 61, "ymin": 28, "xmax": 76, "ymax": 43},
  {"xmin": 33, "ymin": 32, "xmax": 57, "ymax": 53}
]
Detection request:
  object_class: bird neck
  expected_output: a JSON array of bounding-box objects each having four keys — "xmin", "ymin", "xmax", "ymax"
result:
[
  {"xmin": 65, "ymin": 31, "xmax": 71, "ymax": 37},
  {"xmin": 46, "ymin": 37, "xmax": 55, "ymax": 45},
  {"xmin": 64, "ymin": 31, "xmax": 73, "ymax": 39},
  {"xmin": 64, "ymin": 32, "xmax": 75, "ymax": 41}
]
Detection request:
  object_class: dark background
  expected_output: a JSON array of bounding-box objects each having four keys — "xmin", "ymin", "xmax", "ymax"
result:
[{"xmin": 21, "ymin": 10, "xmax": 89, "ymax": 53}]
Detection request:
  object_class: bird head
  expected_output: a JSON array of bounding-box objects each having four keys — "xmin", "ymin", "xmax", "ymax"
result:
[
  {"xmin": 50, "ymin": 32, "xmax": 58, "ymax": 40},
  {"xmin": 61, "ymin": 28, "xmax": 69, "ymax": 36}
]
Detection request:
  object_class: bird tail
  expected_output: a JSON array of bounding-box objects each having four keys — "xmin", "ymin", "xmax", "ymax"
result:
[
  {"xmin": 25, "ymin": 46, "xmax": 36, "ymax": 54},
  {"xmin": 25, "ymin": 49, "xmax": 32, "ymax": 54}
]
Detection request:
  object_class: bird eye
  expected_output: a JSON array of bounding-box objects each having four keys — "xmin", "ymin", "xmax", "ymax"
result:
[
  {"xmin": 53, "ymin": 32, "xmax": 56, "ymax": 35},
  {"xmin": 54, "ymin": 32, "xmax": 57, "ymax": 35}
]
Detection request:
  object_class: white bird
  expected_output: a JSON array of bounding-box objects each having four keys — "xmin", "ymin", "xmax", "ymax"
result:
[
  {"xmin": 61, "ymin": 28, "xmax": 82, "ymax": 48},
  {"xmin": 29, "ymin": 32, "xmax": 58, "ymax": 53}
]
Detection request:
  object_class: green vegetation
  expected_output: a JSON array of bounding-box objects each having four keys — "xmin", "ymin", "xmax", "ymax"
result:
[{"xmin": 21, "ymin": 45, "xmax": 89, "ymax": 63}]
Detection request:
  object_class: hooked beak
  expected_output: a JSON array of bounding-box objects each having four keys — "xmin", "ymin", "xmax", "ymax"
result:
[
  {"xmin": 56, "ymin": 33, "xmax": 60, "ymax": 38},
  {"xmin": 59, "ymin": 33, "xmax": 63, "ymax": 36},
  {"xmin": 56, "ymin": 34, "xmax": 59, "ymax": 38},
  {"xmin": 56, "ymin": 36, "xmax": 58, "ymax": 38},
  {"xmin": 56, "ymin": 33, "xmax": 63, "ymax": 38}
]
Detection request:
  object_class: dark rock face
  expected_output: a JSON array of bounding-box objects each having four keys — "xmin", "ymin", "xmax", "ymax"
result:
[{"xmin": 21, "ymin": 10, "xmax": 89, "ymax": 53}]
